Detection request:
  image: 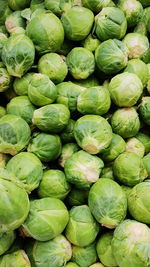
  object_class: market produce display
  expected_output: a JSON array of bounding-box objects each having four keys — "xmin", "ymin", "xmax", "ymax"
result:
[{"xmin": 0, "ymin": 0, "xmax": 150, "ymax": 266}]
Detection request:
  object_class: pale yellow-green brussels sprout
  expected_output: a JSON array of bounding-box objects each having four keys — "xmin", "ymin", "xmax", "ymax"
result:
[
  {"xmin": 125, "ymin": 137, "xmax": 145, "ymax": 157},
  {"xmin": 136, "ymin": 132, "xmax": 150, "ymax": 154},
  {"xmin": 59, "ymin": 143, "xmax": 79, "ymax": 168},
  {"xmin": 81, "ymin": 34, "xmax": 101, "ymax": 53},
  {"xmin": 0, "ymin": 250, "xmax": 31, "ymax": 266},
  {"xmin": 5, "ymin": 11, "xmax": 26, "ymax": 35},
  {"xmin": 0, "ymin": 66, "xmax": 12, "ymax": 92}
]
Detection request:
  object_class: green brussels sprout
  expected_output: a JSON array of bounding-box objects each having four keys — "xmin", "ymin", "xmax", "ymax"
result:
[
  {"xmin": 96, "ymin": 232, "xmax": 117, "ymax": 267},
  {"xmin": 139, "ymin": 97, "xmax": 150, "ymax": 125},
  {"xmin": 30, "ymin": 0, "xmax": 45, "ymax": 11},
  {"xmin": 73, "ymin": 75, "xmax": 99, "ymax": 88},
  {"xmin": 0, "ymin": 169, "xmax": 30, "ymax": 232},
  {"xmin": 72, "ymin": 243, "xmax": 98, "ymax": 267},
  {"xmin": 0, "ymin": 1, "xmax": 12, "ymax": 26},
  {"xmin": 111, "ymin": 108, "xmax": 140, "ymax": 138},
  {"xmin": 81, "ymin": 34, "xmax": 101, "ymax": 53},
  {"xmin": 61, "ymin": 6, "xmax": 94, "ymax": 41},
  {"xmin": 101, "ymin": 164, "xmax": 114, "ymax": 180},
  {"xmin": 56, "ymin": 82, "xmax": 85, "ymax": 113},
  {"xmin": 27, "ymin": 235, "xmax": 72, "ymax": 267},
  {"xmin": 65, "ymin": 205, "xmax": 99, "ymax": 247},
  {"xmin": 95, "ymin": 39, "xmax": 128, "ymax": 75},
  {"xmin": 32, "ymin": 104, "xmax": 70, "ymax": 133},
  {"xmin": 44, "ymin": 0, "xmax": 62, "ymax": 15},
  {"xmin": 136, "ymin": 132, "xmax": 150, "ymax": 154},
  {"xmin": 88, "ymin": 178, "xmax": 127, "ymax": 228},
  {"xmin": 143, "ymin": 154, "xmax": 150, "ymax": 177},
  {"xmin": 128, "ymin": 181, "xmax": 150, "ymax": 223},
  {"xmin": 0, "ymin": 33, "xmax": 7, "ymax": 59},
  {"xmin": 77, "ymin": 86, "xmax": 111, "ymax": 115},
  {"xmin": 28, "ymin": 73, "xmax": 57, "ymax": 106},
  {"xmin": 82, "ymin": 0, "xmax": 112, "ymax": 12},
  {"xmin": 0, "ymin": 66, "xmax": 12, "ymax": 92},
  {"xmin": 28, "ymin": 132, "xmax": 62, "ymax": 162},
  {"xmin": 22, "ymin": 198, "xmax": 69, "ymax": 241},
  {"xmin": 26, "ymin": 12, "xmax": 64, "ymax": 54},
  {"xmin": 6, "ymin": 96, "xmax": 36, "ymax": 124},
  {"xmin": 64, "ymin": 150, "xmax": 104, "ymax": 189},
  {"xmin": 5, "ymin": 11, "xmax": 26, "ymax": 35},
  {"xmin": 113, "ymin": 152, "xmax": 147, "ymax": 186},
  {"xmin": 123, "ymin": 33, "xmax": 149, "ymax": 59},
  {"xmin": 94, "ymin": 7, "xmax": 127, "ymax": 41},
  {"xmin": 8, "ymin": 0, "xmax": 31, "ymax": 10},
  {"xmin": 38, "ymin": 169, "xmax": 71, "ymax": 199},
  {"xmin": 0, "ymin": 106, "xmax": 6, "ymax": 118},
  {"xmin": 134, "ymin": 21, "xmax": 147, "ymax": 35},
  {"xmin": 124, "ymin": 59, "xmax": 149, "ymax": 87},
  {"xmin": 66, "ymin": 188, "xmax": 88, "ymax": 206},
  {"xmin": 112, "ymin": 219, "xmax": 150, "ymax": 267},
  {"xmin": 101, "ymin": 133, "xmax": 126, "ymax": 162},
  {"xmin": 125, "ymin": 137, "xmax": 145, "ymax": 157},
  {"xmin": 0, "ymin": 231, "xmax": 16, "ymax": 256},
  {"xmin": 74, "ymin": 115, "xmax": 112, "ymax": 154},
  {"xmin": 0, "ymin": 250, "xmax": 31, "ymax": 266},
  {"xmin": 66, "ymin": 47, "xmax": 95, "ymax": 79},
  {"xmin": 6, "ymin": 152, "xmax": 43, "ymax": 193},
  {"xmin": 0, "ymin": 114, "xmax": 31, "ymax": 156},
  {"xmin": 59, "ymin": 143, "xmax": 79, "ymax": 167},
  {"xmin": 2, "ymin": 34, "xmax": 35, "ymax": 78},
  {"xmin": 13, "ymin": 73, "xmax": 34, "ymax": 96},
  {"xmin": 38, "ymin": 53, "xmax": 68, "ymax": 84},
  {"xmin": 121, "ymin": 185, "xmax": 132, "ymax": 197},
  {"xmin": 117, "ymin": 0, "xmax": 143, "ymax": 28},
  {"xmin": 109, "ymin": 73, "xmax": 143, "ymax": 107},
  {"xmin": 60, "ymin": 119, "xmax": 75, "ymax": 143}
]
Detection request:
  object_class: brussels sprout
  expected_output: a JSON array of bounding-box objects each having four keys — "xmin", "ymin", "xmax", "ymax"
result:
[
  {"xmin": 117, "ymin": 0, "xmax": 143, "ymax": 28},
  {"xmin": 81, "ymin": 34, "xmax": 101, "ymax": 52},
  {"xmin": 0, "ymin": 1, "xmax": 12, "ymax": 26},
  {"xmin": 6, "ymin": 152, "xmax": 43, "ymax": 193},
  {"xmin": 0, "ymin": 169, "xmax": 30, "ymax": 232},
  {"xmin": 109, "ymin": 73, "xmax": 143, "ymax": 107},
  {"xmin": 82, "ymin": 0, "xmax": 112, "ymax": 12},
  {"xmin": 112, "ymin": 219, "xmax": 150, "ymax": 267},
  {"xmin": 5, "ymin": 11, "xmax": 26, "ymax": 35},
  {"xmin": 111, "ymin": 108, "xmax": 140, "ymax": 138},
  {"xmin": 27, "ymin": 235, "xmax": 72, "ymax": 267},
  {"xmin": 8, "ymin": 0, "xmax": 31, "ymax": 10},
  {"xmin": 60, "ymin": 120, "xmax": 75, "ymax": 143},
  {"xmin": 66, "ymin": 47, "xmax": 95, "ymax": 79},
  {"xmin": 22, "ymin": 198, "xmax": 69, "ymax": 241},
  {"xmin": 0, "ymin": 250, "xmax": 31, "ymax": 266},
  {"xmin": 32, "ymin": 104, "xmax": 70, "ymax": 133},
  {"xmin": 38, "ymin": 169, "xmax": 70, "ymax": 199},
  {"xmin": 30, "ymin": 0, "xmax": 45, "ymax": 11},
  {"xmin": 26, "ymin": 12, "xmax": 64, "ymax": 54},
  {"xmin": 95, "ymin": 39, "xmax": 128, "ymax": 75},
  {"xmin": 88, "ymin": 178, "xmax": 127, "ymax": 228},
  {"xmin": 64, "ymin": 150, "xmax": 104, "ymax": 189},
  {"xmin": 59, "ymin": 143, "xmax": 79, "ymax": 167},
  {"xmin": 28, "ymin": 132, "xmax": 62, "ymax": 162},
  {"xmin": 94, "ymin": 7, "xmax": 127, "ymax": 41},
  {"xmin": 13, "ymin": 73, "xmax": 34, "ymax": 96},
  {"xmin": 44, "ymin": 0, "xmax": 62, "ymax": 15},
  {"xmin": 0, "ymin": 231, "xmax": 16, "ymax": 256},
  {"xmin": 0, "ymin": 33, "xmax": 7, "ymax": 59},
  {"xmin": 65, "ymin": 205, "xmax": 99, "ymax": 247},
  {"xmin": 113, "ymin": 152, "xmax": 147, "ymax": 186},
  {"xmin": 124, "ymin": 59, "xmax": 149, "ymax": 87},
  {"xmin": 56, "ymin": 82, "xmax": 85, "ymax": 113},
  {"xmin": 38, "ymin": 53, "xmax": 68, "ymax": 84},
  {"xmin": 0, "ymin": 114, "xmax": 31, "ymax": 156},
  {"xmin": 121, "ymin": 185, "xmax": 132, "ymax": 197},
  {"xmin": 0, "ymin": 66, "xmax": 12, "ymax": 92},
  {"xmin": 73, "ymin": 75, "xmax": 99, "ymax": 88},
  {"xmin": 96, "ymin": 232, "xmax": 117, "ymax": 267},
  {"xmin": 143, "ymin": 154, "xmax": 150, "ymax": 177},
  {"xmin": 74, "ymin": 115, "xmax": 112, "ymax": 154},
  {"xmin": 2, "ymin": 34, "xmax": 35, "ymax": 78},
  {"xmin": 66, "ymin": 188, "xmax": 88, "ymax": 206},
  {"xmin": 101, "ymin": 164, "xmax": 114, "ymax": 180},
  {"xmin": 125, "ymin": 137, "xmax": 145, "ymax": 157},
  {"xmin": 72, "ymin": 243, "xmax": 98, "ymax": 267},
  {"xmin": 28, "ymin": 73, "xmax": 57, "ymax": 106},
  {"xmin": 128, "ymin": 181, "xmax": 150, "ymax": 223},
  {"xmin": 77, "ymin": 86, "xmax": 111, "ymax": 115},
  {"xmin": 6, "ymin": 96, "xmax": 36, "ymax": 124},
  {"xmin": 123, "ymin": 33, "xmax": 149, "ymax": 59},
  {"xmin": 61, "ymin": 6, "xmax": 94, "ymax": 41},
  {"xmin": 139, "ymin": 97, "xmax": 150, "ymax": 125},
  {"xmin": 136, "ymin": 132, "xmax": 150, "ymax": 154},
  {"xmin": 134, "ymin": 21, "xmax": 147, "ymax": 35},
  {"xmin": 101, "ymin": 133, "xmax": 126, "ymax": 162}
]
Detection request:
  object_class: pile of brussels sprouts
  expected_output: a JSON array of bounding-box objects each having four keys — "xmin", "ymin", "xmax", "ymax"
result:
[{"xmin": 0, "ymin": 0, "xmax": 150, "ymax": 266}]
